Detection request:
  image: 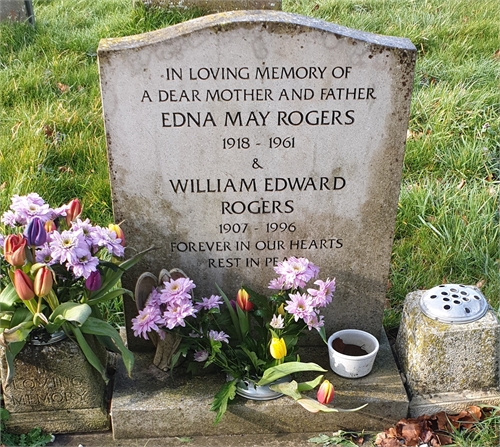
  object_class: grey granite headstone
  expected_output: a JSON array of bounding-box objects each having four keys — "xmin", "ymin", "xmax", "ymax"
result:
[{"xmin": 98, "ymin": 11, "xmax": 416, "ymax": 348}]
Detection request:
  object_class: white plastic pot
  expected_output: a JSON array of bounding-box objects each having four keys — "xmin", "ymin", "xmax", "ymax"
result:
[{"xmin": 327, "ymin": 329, "xmax": 379, "ymax": 378}]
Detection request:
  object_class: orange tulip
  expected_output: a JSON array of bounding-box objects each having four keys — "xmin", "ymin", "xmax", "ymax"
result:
[
  {"xmin": 34, "ymin": 266, "xmax": 53, "ymax": 297},
  {"xmin": 4, "ymin": 234, "xmax": 27, "ymax": 267},
  {"xmin": 236, "ymin": 288, "xmax": 253, "ymax": 311},
  {"xmin": 13, "ymin": 269, "xmax": 35, "ymax": 301},
  {"xmin": 65, "ymin": 198, "xmax": 82, "ymax": 226},
  {"xmin": 317, "ymin": 380, "xmax": 334, "ymax": 405},
  {"xmin": 44, "ymin": 220, "xmax": 57, "ymax": 233}
]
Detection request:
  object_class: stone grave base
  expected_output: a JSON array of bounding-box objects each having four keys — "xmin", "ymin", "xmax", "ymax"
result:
[
  {"xmin": 111, "ymin": 330, "xmax": 408, "ymax": 439},
  {"xmin": 410, "ymin": 390, "xmax": 500, "ymax": 418}
]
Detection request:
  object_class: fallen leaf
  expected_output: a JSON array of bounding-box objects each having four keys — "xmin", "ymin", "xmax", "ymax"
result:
[
  {"xmin": 57, "ymin": 82, "xmax": 70, "ymax": 93},
  {"xmin": 475, "ymin": 279, "xmax": 486, "ymax": 289},
  {"xmin": 456, "ymin": 178, "xmax": 466, "ymax": 190}
]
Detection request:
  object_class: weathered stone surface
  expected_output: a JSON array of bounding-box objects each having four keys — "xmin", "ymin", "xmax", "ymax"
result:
[
  {"xmin": 141, "ymin": 0, "xmax": 281, "ymax": 13},
  {"xmin": 98, "ymin": 11, "xmax": 416, "ymax": 349},
  {"xmin": 396, "ymin": 290, "xmax": 500, "ymax": 416},
  {"xmin": 0, "ymin": 0, "xmax": 34, "ymax": 24},
  {"xmin": 111, "ymin": 330, "xmax": 408, "ymax": 439},
  {"xmin": 0, "ymin": 336, "xmax": 109, "ymax": 433}
]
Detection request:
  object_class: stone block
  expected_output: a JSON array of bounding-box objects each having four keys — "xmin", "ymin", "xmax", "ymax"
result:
[
  {"xmin": 0, "ymin": 336, "xmax": 109, "ymax": 434},
  {"xmin": 396, "ymin": 290, "xmax": 500, "ymax": 416},
  {"xmin": 111, "ymin": 330, "xmax": 408, "ymax": 439}
]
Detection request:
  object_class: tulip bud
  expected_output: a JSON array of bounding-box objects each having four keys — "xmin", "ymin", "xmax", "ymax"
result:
[
  {"xmin": 4, "ymin": 234, "xmax": 27, "ymax": 267},
  {"xmin": 317, "ymin": 379, "xmax": 334, "ymax": 405},
  {"xmin": 108, "ymin": 223, "xmax": 125, "ymax": 246},
  {"xmin": 13, "ymin": 269, "xmax": 35, "ymax": 301},
  {"xmin": 65, "ymin": 198, "xmax": 82, "ymax": 226},
  {"xmin": 44, "ymin": 220, "xmax": 57, "ymax": 233},
  {"xmin": 270, "ymin": 337, "xmax": 287, "ymax": 360},
  {"xmin": 34, "ymin": 266, "xmax": 53, "ymax": 297},
  {"xmin": 85, "ymin": 270, "xmax": 102, "ymax": 292},
  {"xmin": 277, "ymin": 303, "xmax": 286, "ymax": 316},
  {"xmin": 25, "ymin": 217, "xmax": 47, "ymax": 246},
  {"xmin": 236, "ymin": 288, "xmax": 253, "ymax": 311}
]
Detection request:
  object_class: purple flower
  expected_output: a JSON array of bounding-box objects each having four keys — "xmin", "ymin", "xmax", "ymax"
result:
[
  {"xmin": 35, "ymin": 243, "xmax": 54, "ymax": 264},
  {"xmin": 208, "ymin": 330, "xmax": 229, "ymax": 343},
  {"xmin": 49, "ymin": 229, "xmax": 90, "ymax": 265},
  {"xmin": 146, "ymin": 287, "xmax": 162, "ymax": 308},
  {"xmin": 131, "ymin": 307, "xmax": 163, "ymax": 340},
  {"xmin": 2, "ymin": 193, "xmax": 54, "ymax": 226},
  {"xmin": 163, "ymin": 302, "xmax": 197, "ymax": 330},
  {"xmin": 161, "ymin": 277, "xmax": 196, "ymax": 298},
  {"xmin": 304, "ymin": 313, "xmax": 325, "ymax": 331},
  {"xmin": 195, "ymin": 295, "xmax": 223, "ymax": 311},
  {"xmin": 268, "ymin": 276, "xmax": 286, "ymax": 290},
  {"xmin": 25, "ymin": 217, "xmax": 47, "ymax": 246},
  {"xmin": 71, "ymin": 218, "xmax": 97, "ymax": 245},
  {"xmin": 72, "ymin": 253, "xmax": 99, "ymax": 279},
  {"xmin": 308, "ymin": 278, "xmax": 336, "ymax": 308},
  {"xmin": 90, "ymin": 226, "xmax": 124, "ymax": 257},
  {"xmin": 273, "ymin": 257, "xmax": 319, "ymax": 289},
  {"xmin": 85, "ymin": 270, "xmax": 102, "ymax": 291},
  {"xmin": 284, "ymin": 292, "xmax": 315, "ymax": 322},
  {"xmin": 194, "ymin": 350, "xmax": 209, "ymax": 362}
]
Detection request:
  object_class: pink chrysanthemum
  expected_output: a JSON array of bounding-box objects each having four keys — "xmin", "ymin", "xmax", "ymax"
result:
[
  {"xmin": 284, "ymin": 292, "xmax": 315, "ymax": 322},
  {"xmin": 131, "ymin": 307, "xmax": 163, "ymax": 340}
]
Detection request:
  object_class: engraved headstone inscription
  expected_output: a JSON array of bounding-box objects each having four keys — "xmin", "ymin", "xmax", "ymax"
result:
[{"xmin": 98, "ymin": 11, "xmax": 416, "ymax": 348}]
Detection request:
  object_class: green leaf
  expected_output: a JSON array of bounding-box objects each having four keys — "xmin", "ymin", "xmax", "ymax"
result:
[
  {"xmin": 257, "ymin": 362, "xmax": 327, "ymax": 386},
  {"xmin": 2, "ymin": 340, "xmax": 26, "ymax": 384},
  {"xmin": 297, "ymin": 374, "xmax": 324, "ymax": 392},
  {"xmin": 269, "ymin": 380, "xmax": 302, "ymax": 400},
  {"xmin": 210, "ymin": 378, "xmax": 237, "ymax": 424},
  {"xmin": 0, "ymin": 321, "xmax": 33, "ymax": 344},
  {"xmin": 66, "ymin": 323, "xmax": 108, "ymax": 383},
  {"xmin": 49, "ymin": 302, "xmax": 91, "ymax": 325},
  {"xmin": 0, "ymin": 284, "xmax": 20, "ymax": 312},
  {"xmin": 80, "ymin": 317, "xmax": 134, "ymax": 377},
  {"xmin": 235, "ymin": 304, "xmax": 250, "ymax": 338},
  {"xmin": 297, "ymin": 397, "xmax": 368, "ymax": 413},
  {"xmin": 89, "ymin": 246, "xmax": 155, "ymax": 303},
  {"xmin": 87, "ymin": 287, "xmax": 133, "ymax": 306},
  {"xmin": 216, "ymin": 284, "xmax": 242, "ymax": 341},
  {"xmin": 244, "ymin": 286, "xmax": 273, "ymax": 321}
]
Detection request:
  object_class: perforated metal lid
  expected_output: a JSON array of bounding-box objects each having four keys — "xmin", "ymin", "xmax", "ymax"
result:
[{"xmin": 419, "ymin": 284, "xmax": 490, "ymax": 324}]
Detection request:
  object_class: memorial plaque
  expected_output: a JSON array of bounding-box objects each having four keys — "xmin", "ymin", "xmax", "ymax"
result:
[{"xmin": 98, "ymin": 11, "xmax": 416, "ymax": 345}]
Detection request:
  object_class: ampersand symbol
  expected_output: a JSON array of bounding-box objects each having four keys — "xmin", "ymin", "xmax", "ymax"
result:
[{"xmin": 252, "ymin": 158, "xmax": 263, "ymax": 169}]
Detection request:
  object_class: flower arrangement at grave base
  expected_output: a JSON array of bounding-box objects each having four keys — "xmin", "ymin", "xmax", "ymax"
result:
[
  {"xmin": 132, "ymin": 256, "xmax": 367, "ymax": 423},
  {"xmin": 0, "ymin": 193, "xmax": 152, "ymax": 383}
]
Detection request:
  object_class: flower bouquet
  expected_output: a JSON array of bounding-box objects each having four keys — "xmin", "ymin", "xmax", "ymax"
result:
[
  {"xmin": 0, "ymin": 193, "xmax": 152, "ymax": 383},
  {"xmin": 132, "ymin": 256, "xmax": 366, "ymax": 422}
]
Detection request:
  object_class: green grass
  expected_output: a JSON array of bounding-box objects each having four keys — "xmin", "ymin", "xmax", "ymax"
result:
[{"xmin": 0, "ymin": 0, "xmax": 499, "ymax": 330}]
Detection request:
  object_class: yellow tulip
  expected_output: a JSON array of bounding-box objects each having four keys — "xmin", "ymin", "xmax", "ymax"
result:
[{"xmin": 270, "ymin": 337, "xmax": 287, "ymax": 360}]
